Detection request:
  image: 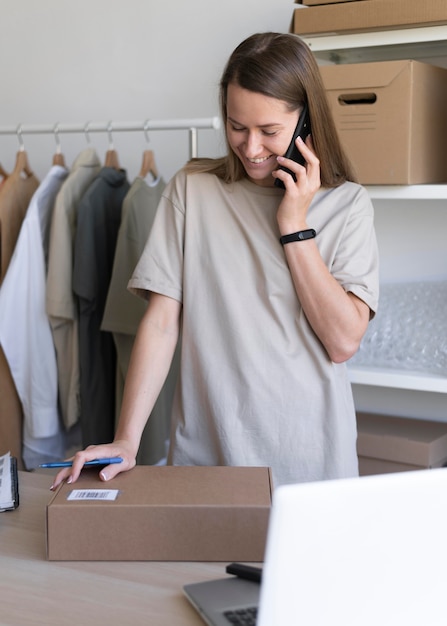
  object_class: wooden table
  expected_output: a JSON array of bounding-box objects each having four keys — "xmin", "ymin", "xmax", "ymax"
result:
[{"xmin": 0, "ymin": 471, "xmax": 228, "ymax": 625}]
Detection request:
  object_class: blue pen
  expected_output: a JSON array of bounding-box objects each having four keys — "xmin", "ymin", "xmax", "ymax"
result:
[{"xmin": 39, "ymin": 457, "xmax": 123, "ymax": 469}]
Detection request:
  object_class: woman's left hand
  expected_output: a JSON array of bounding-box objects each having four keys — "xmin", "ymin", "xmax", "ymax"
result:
[{"xmin": 273, "ymin": 135, "xmax": 321, "ymax": 234}]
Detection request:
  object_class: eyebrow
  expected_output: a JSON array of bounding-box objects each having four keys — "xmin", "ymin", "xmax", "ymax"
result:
[{"xmin": 227, "ymin": 116, "xmax": 283, "ymax": 129}]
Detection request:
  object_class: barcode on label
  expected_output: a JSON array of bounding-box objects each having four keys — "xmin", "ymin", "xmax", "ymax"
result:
[{"xmin": 67, "ymin": 489, "xmax": 119, "ymax": 501}]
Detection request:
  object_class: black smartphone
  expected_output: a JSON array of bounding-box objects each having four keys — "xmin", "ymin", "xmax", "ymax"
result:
[{"xmin": 274, "ymin": 103, "xmax": 311, "ymax": 189}]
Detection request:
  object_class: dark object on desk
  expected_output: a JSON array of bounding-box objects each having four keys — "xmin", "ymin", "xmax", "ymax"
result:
[
  {"xmin": 226, "ymin": 562, "xmax": 262, "ymax": 584},
  {"xmin": 0, "ymin": 455, "xmax": 19, "ymax": 511}
]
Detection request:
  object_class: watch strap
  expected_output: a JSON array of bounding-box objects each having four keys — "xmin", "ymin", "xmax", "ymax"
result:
[{"xmin": 279, "ymin": 229, "xmax": 316, "ymax": 245}]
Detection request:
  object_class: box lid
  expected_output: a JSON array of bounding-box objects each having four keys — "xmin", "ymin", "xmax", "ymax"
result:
[
  {"xmin": 48, "ymin": 465, "xmax": 273, "ymax": 508},
  {"xmin": 357, "ymin": 413, "xmax": 447, "ymax": 466},
  {"xmin": 320, "ymin": 59, "xmax": 414, "ymax": 92}
]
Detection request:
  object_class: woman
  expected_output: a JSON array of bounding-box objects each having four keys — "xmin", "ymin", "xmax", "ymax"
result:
[{"xmin": 53, "ymin": 32, "xmax": 378, "ymax": 489}]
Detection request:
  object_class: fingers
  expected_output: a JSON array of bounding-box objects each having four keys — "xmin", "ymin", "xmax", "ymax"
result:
[
  {"xmin": 50, "ymin": 443, "xmax": 136, "ymax": 491},
  {"xmin": 99, "ymin": 459, "xmax": 129, "ymax": 482},
  {"xmin": 273, "ymin": 158, "xmax": 302, "ymax": 189},
  {"xmin": 274, "ymin": 136, "xmax": 319, "ymax": 189},
  {"xmin": 50, "ymin": 466, "xmax": 72, "ymax": 491}
]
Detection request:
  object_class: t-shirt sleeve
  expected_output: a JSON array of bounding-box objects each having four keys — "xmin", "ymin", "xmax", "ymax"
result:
[{"xmin": 331, "ymin": 186, "xmax": 379, "ymax": 318}]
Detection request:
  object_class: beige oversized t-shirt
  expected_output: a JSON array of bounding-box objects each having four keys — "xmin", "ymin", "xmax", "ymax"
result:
[{"xmin": 129, "ymin": 170, "xmax": 379, "ymax": 486}]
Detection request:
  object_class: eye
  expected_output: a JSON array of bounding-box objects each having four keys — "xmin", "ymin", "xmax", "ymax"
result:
[
  {"xmin": 230, "ymin": 125, "xmax": 246, "ymax": 132},
  {"xmin": 262, "ymin": 130, "xmax": 277, "ymax": 137}
]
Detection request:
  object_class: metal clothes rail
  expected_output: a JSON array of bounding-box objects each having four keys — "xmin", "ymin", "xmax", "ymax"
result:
[{"xmin": 0, "ymin": 117, "xmax": 221, "ymax": 159}]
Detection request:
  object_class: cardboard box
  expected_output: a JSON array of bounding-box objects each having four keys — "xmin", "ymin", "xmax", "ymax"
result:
[
  {"xmin": 292, "ymin": 0, "xmax": 447, "ymax": 36},
  {"xmin": 357, "ymin": 412, "xmax": 447, "ymax": 476},
  {"xmin": 46, "ymin": 465, "xmax": 273, "ymax": 561},
  {"xmin": 319, "ymin": 59, "xmax": 447, "ymax": 184}
]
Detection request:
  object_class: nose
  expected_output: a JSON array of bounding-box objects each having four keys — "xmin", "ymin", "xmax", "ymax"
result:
[{"xmin": 245, "ymin": 131, "xmax": 263, "ymax": 158}]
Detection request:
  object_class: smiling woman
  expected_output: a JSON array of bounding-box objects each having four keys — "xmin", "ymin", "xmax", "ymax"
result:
[
  {"xmin": 225, "ymin": 84, "xmax": 300, "ymax": 187},
  {"xmin": 52, "ymin": 32, "xmax": 379, "ymax": 491}
]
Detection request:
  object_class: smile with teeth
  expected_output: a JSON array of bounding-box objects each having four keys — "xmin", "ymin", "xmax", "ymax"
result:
[{"xmin": 247, "ymin": 155, "xmax": 272, "ymax": 164}]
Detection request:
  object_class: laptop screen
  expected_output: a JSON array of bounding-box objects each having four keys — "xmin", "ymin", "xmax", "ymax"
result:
[{"xmin": 258, "ymin": 468, "xmax": 447, "ymax": 626}]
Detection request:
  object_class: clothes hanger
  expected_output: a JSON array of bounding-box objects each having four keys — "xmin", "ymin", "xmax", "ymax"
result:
[
  {"xmin": 14, "ymin": 125, "xmax": 33, "ymax": 177},
  {"xmin": 139, "ymin": 150, "xmax": 158, "ymax": 179},
  {"xmin": 104, "ymin": 121, "xmax": 121, "ymax": 170},
  {"xmin": 52, "ymin": 123, "xmax": 66, "ymax": 167},
  {"xmin": 139, "ymin": 121, "xmax": 158, "ymax": 179}
]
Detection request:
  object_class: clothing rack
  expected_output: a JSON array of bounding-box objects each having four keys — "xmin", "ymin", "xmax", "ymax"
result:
[{"xmin": 0, "ymin": 117, "xmax": 221, "ymax": 159}]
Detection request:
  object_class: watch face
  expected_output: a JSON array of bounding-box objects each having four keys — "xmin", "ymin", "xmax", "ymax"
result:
[{"xmin": 300, "ymin": 229, "xmax": 316, "ymax": 240}]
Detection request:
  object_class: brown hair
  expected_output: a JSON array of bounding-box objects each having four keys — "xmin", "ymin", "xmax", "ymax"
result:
[{"xmin": 184, "ymin": 32, "xmax": 357, "ymax": 187}]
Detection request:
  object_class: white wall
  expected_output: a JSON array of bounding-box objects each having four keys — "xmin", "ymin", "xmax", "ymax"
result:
[{"xmin": 0, "ymin": 0, "xmax": 295, "ymax": 182}]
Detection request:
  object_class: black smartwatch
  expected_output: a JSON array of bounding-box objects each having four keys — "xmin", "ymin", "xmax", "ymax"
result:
[{"xmin": 279, "ymin": 229, "xmax": 316, "ymax": 245}]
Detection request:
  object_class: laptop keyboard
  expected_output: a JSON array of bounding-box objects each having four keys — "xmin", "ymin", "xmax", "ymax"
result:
[{"xmin": 223, "ymin": 606, "xmax": 258, "ymax": 625}]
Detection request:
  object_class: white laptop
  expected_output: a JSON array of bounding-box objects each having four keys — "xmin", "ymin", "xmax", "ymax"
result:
[{"xmin": 184, "ymin": 467, "xmax": 447, "ymax": 625}]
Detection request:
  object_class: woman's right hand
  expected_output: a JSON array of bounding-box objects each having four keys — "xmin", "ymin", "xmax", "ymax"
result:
[{"xmin": 50, "ymin": 439, "xmax": 137, "ymax": 491}]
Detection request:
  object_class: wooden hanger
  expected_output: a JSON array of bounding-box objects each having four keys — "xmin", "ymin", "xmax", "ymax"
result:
[
  {"xmin": 14, "ymin": 126, "xmax": 33, "ymax": 177},
  {"xmin": 105, "ymin": 148, "xmax": 120, "ymax": 170},
  {"xmin": 14, "ymin": 149, "xmax": 33, "ymax": 177},
  {"xmin": 104, "ymin": 122, "xmax": 121, "ymax": 170},
  {"xmin": 139, "ymin": 149, "xmax": 158, "ymax": 179},
  {"xmin": 52, "ymin": 151, "xmax": 66, "ymax": 167}
]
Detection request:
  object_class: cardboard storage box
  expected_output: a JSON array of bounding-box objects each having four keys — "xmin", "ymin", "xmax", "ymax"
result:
[
  {"xmin": 46, "ymin": 465, "xmax": 273, "ymax": 561},
  {"xmin": 319, "ymin": 59, "xmax": 447, "ymax": 184},
  {"xmin": 292, "ymin": 0, "xmax": 447, "ymax": 36},
  {"xmin": 357, "ymin": 412, "xmax": 447, "ymax": 476}
]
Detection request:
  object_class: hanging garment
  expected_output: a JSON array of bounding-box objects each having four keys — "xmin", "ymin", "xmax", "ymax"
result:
[
  {"xmin": 0, "ymin": 165, "xmax": 69, "ymax": 468},
  {"xmin": 46, "ymin": 148, "xmax": 101, "ymax": 430},
  {"xmin": 0, "ymin": 154, "xmax": 39, "ymax": 282},
  {"xmin": 73, "ymin": 166, "xmax": 130, "ymax": 447},
  {"xmin": 0, "ymin": 158, "xmax": 39, "ymax": 467},
  {"xmin": 101, "ymin": 176, "xmax": 166, "ymax": 334},
  {"xmin": 101, "ymin": 176, "xmax": 180, "ymax": 464}
]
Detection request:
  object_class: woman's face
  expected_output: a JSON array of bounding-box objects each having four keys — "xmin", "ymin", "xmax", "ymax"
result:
[{"xmin": 226, "ymin": 82, "xmax": 300, "ymax": 187}]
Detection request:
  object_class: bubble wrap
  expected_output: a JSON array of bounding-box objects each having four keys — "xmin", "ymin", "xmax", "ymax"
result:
[{"xmin": 350, "ymin": 281, "xmax": 447, "ymax": 376}]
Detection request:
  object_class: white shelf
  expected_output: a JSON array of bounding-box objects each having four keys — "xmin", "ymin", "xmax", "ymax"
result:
[
  {"xmin": 366, "ymin": 185, "xmax": 447, "ymax": 200},
  {"xmin": 311, "ymin": 26, "xmax": 447, "ymax": 403},
  {"xmin": 348, "ymin": 366, "xmax": 447, "ymax": 394},
  {"xmin": 302, "ymin": 26, "xmax": 447, "ymax": 64}
]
